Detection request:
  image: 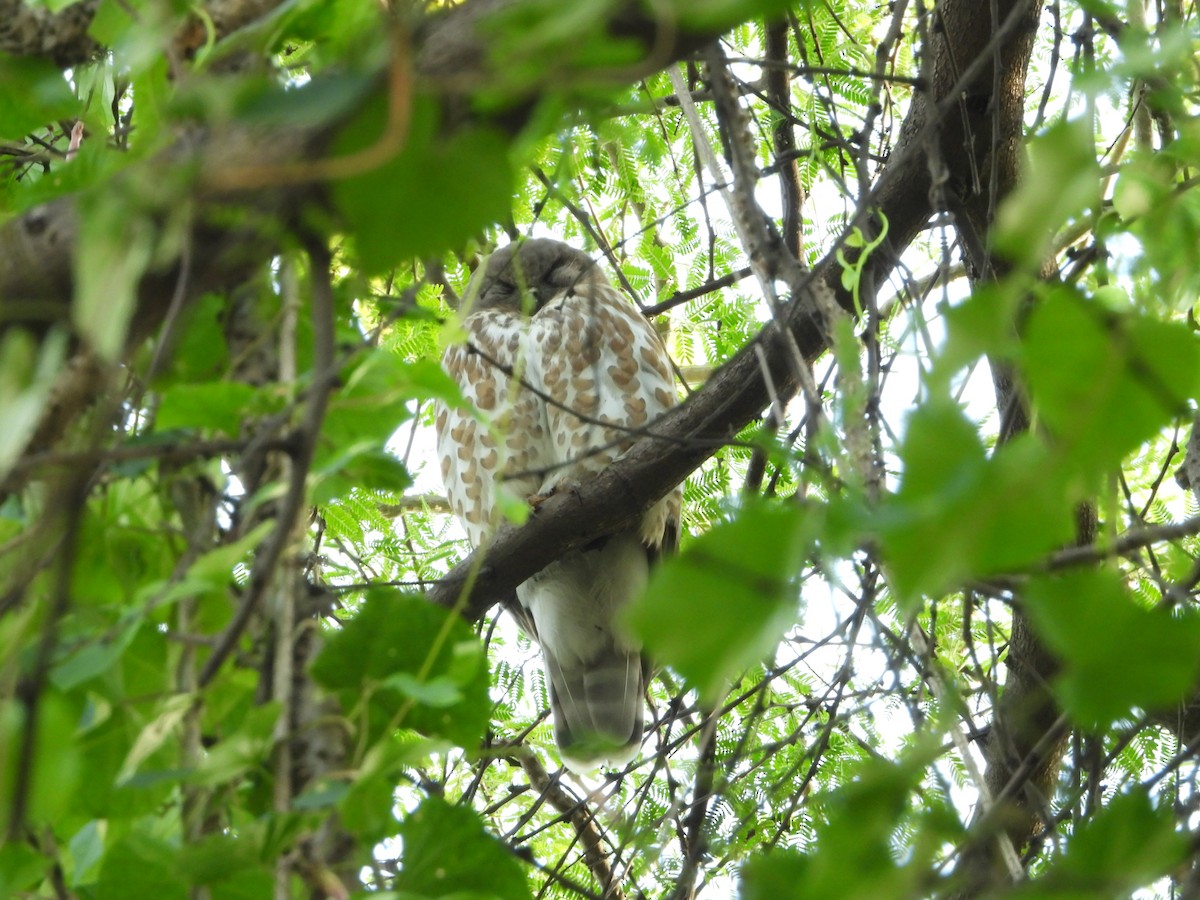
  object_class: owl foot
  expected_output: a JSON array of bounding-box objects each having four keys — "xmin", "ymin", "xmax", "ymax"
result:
[{"xmin": 529, "ymin": 477, "xmax": 583, "ymax": 510}]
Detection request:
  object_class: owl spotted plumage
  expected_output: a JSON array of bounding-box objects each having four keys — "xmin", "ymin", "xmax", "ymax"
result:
[{"xmin": 434, "ymin": 239, "xmax": 681, "ymax": 769}]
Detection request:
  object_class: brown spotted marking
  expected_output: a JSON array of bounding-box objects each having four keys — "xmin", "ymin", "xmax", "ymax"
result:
[
  {"xmin": 639, "ymin": 345, "xmax": 664, "ymax": 372},
  {"xmin": 475, "ymin": 380, "xmax": 497, "ymax": 411},
  {"xmin": 607, "ymin": 364, "xmax": 635, "ymax": 389},
  {"xmin": 465, "ymin": 479, "xmax": 481, "ymax": 501},
  {"xmin": 549, "ymin": 377, "xmax": 570, "ymax": 405},
  {"xmin": 570, "ymin": 371, "xmax": 595, "ymax": 387},
  {"xmin": 624, "ymin": 395, "xmax": 648, "ymax": 425}
]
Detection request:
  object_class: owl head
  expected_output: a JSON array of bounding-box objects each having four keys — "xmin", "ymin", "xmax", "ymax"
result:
[{"xmin": 464, "ymin": 239, "xmax": 611, "ymax": 314}]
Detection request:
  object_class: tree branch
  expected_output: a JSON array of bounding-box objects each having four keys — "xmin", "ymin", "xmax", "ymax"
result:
[
  {"xmin": 0, "ymin": 0, "xmax": 101, "ymax": 65},
  {"xmin": 427, "ymin": 0, "xmax": 1049, "ymax": 626}
]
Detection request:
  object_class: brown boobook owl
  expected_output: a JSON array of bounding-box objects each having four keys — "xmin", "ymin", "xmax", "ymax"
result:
[{"xmin": 434, "ymin": 239, "xmax": 681, "ymax": 769}]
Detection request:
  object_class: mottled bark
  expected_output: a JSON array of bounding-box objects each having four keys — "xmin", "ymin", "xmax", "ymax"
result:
[{"xmin": 0, "ymin": 0, "xmax": 101, "ymax": 65}]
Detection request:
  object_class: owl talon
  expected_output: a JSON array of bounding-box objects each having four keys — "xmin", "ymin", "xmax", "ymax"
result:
[
  {"xmin": 528, "ymin": 489, "xmax": 560, "ymax": 510},
  {"xmin": 529, "ymin": 478, "xmax": 582, "ymax": 510}
]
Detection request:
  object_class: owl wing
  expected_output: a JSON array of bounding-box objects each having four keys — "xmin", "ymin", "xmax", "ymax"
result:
[
  {"xmin": 526, "ymin": 281, "xmax": 681, "ymax": 547},
  {"xmin": 516, "ymin": 281, "xmax": 682, "ymax": 767},
  {"xmin": 436, "ymin": 308, "xmax": 550, "ymax": 549}
]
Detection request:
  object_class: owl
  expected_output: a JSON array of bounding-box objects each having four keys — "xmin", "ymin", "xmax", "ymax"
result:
[{"xmin": 435, "ymin": 238, "xmax": 681, "ymax": 769}]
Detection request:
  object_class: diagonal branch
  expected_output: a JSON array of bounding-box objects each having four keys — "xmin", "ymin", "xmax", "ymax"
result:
[
  {"xmin": 425, "ymin": 273, "xmax": 837, "ymax": 619},
  {"xmin": 426, "ymin": 0, "xmax": 1049, "ymax": 623}
]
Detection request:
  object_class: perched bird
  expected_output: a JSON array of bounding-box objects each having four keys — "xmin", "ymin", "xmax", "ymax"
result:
[{"xmin": 435, "ymin": 238, "xmax": 681, "ymax": 769}]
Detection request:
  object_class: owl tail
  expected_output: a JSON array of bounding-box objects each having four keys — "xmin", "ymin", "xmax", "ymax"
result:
[{"xmin": 544, "ymin": 646, "xmax": 645, "ymax": 771}]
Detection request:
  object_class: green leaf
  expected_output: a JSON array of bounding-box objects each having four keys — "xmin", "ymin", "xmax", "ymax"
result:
[
  {"xmin": 741, "ymin": 850, "xmax": 810, "ymax": 900},
  {"xmin": 337, "ymin": 771, "xmax": 400, "ymax": 845},
  {"xmin": 332, "ymin": 95, "xmax": 513, "ymax": 273},
  {"xmin": 889, "ymin": 394, "xmax": 985, "ymax": 501},
  {"xmin": 118, "ymin": 693, "xmax": 194, "ymax": 784},
  {"xmin": 192, "ymin": 702, "xmax": 281, "ymax": 787},
  {"xmin": 312, "ymin": 444, "xmax": 412, "ymax": 506},
  {"xmin": 86, "ymin": 0, "xmax": 136, "ymax": 46},
  {"xmin": 158, "ymin": 293, "xmax": 230, "ymax": 383},
  {"xmin": 279, "ymin": 0, "xmax": 387, "ymax": 58},
  {"xmin": 72, "ymin": 705, "xmax": 165, "ymax": 821},
  {"xmin": 234, "ymin": 69, "xmax": 377, "ymax": 129},
  {"xmin": 386, "ymin": 356, "xmax": 468, "ymax": 404},
  {"xmin": 1021, "ymin": 286, "xmax": 1200, "ymax": 475},
  {"xmin": 88, "ymin": 0, "xmax": 176, "ymax": 75},
  {"xmin": 67, "ymin": 820, "xmax": 106, "ymax": 887},
  {"xmin": 74, "ymin": 195, "xmax": 156, "ymax": 360},
  {"xmin": 395, "ymin": 797, "xmax": 531, "ymax": 900},
  {"xmin": 184, "ymin": 520, "xmax": 274, "ymax": 588},
  {"xmin": 311, "ymin": 592, "xmax": 490, "ymax": 747},
  {"xmin": 670, "ymin": 0, "xmax": 796, "ymax": 29},
  {"xmin": 928, "ymin": 282, "xmax": 1024, "ymax": 393},
  {"xmin": 0, "ymin": 842, "xmax": 47, "ymax": 896},
  {"xmin": 0, "ymin": 692, "xmax": 82, "ymax": 831},
  {"xmin": 0, "ymin": 328, "xmax": 69, "ymax": 478},
  {"xmin": 995, "ymin": 118, "xmax": 1101, "ymax": 265},
  {"xmin": 293, "ymin": 781, "xmax": 349, "ymax": 811},
  {"xmin": 0, "ymin": 55, "xmax": 77, "ymax": 140},
  {"xmin": 879, "ymin": 397, "xmax": 1075, "ymax": 601},
  {"xmin": 178, "ymin": 833, "xmax": 269, "ymax": 889},
  {"xmin": 51, "ymin": 614, "xmax": 142, "ymax": 690},
  {"xmin": 1017, "ymin": 792, "xmax": 1188, "ymax": 897},
  {"xmin": 383, "ymin": 672, "xmax": 463, "ymax": 707},
  {"xmin": 1113, "ymin": 154, "xmax": 1174, "ymax": 221},
  {"xmin": 94, "ymin": 831, "xmax": 187, "ymax": 900},
  {"xmin": 312, "ymin": 352, "xmax": 457, "ymax": 505},
  {"xmin": 155, "ymin": 381, "xmax": 267, "ymax": 435},
  {"xmin": 332, "ymin": 353, "xmax": 463, "ymax": 425},
  {"xmin": 336, "ymin": 736, "xmax": 435, "ymax": 842},
  {"xmin": 624, "ymin": 503, "xmax": 812, "ymax": 703},
  {"xmin": 1024, "ymin": 569, "xmax": 1200, "ymax": 725},
  {"xmin": 39, "ymin": 0, "xmax": 86, "ymax": 13},
  {"xmin": 492, "ymin": 481, "xmax": 532, "ymax": 528}
]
